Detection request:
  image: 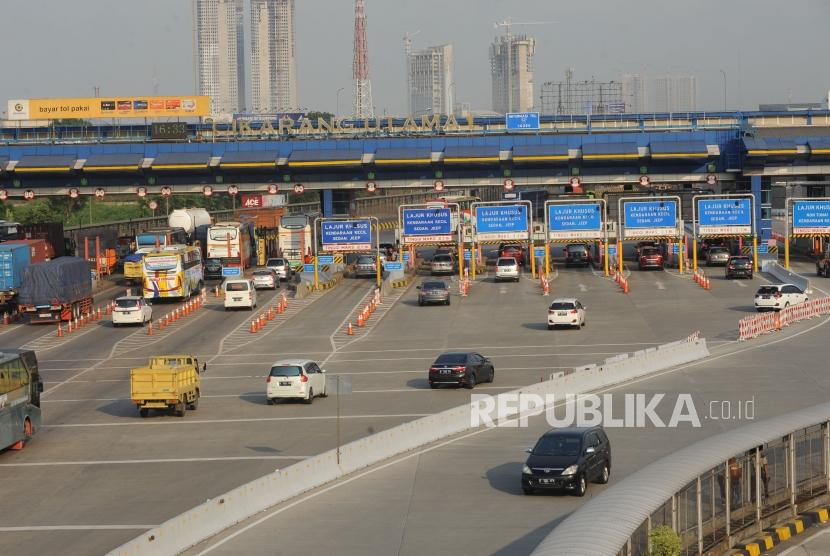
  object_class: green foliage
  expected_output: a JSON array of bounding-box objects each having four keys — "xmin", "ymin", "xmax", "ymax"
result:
[
  {"xmin": 305, "ymin": 111, "xmax": 335, "ymax": 123},
  {"xmin": 648, "ymin": 526, "xmax": 681, "ymax": 556},
  {"xmin": 53, "ymin": 118, "xmax": 90, "ymax": 126}
]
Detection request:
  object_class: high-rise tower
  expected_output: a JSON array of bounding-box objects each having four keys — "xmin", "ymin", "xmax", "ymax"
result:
[
  {"xmin": 192, "ymin": 0, "xmax": 245, "ymax": 116},
  {"xmin": 250, "ymin": 0, "xmax": 297, "ymax": 113},
  {"xmin": 352, "ymin": 0, "xmax": 374, "ymax": 118}
]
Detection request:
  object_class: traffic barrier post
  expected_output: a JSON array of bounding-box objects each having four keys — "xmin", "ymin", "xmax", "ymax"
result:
[
  {"xmin": 250, "ymin": 320, "xmax": 257, "ymax": 333},
  {"xmin": 67, "ymin": 320, "xmax": 72, "ymax": 334},
  {"xmin": 57, "ymin": 323, "xmax": 63, "ymax": 337},
  {"xmin": 147, "ymin": 321, "xmax": 153, "ymax": 336},
  {"xmin": 347, "ymin": 322, "xmax": 354, "ymax": 336}
]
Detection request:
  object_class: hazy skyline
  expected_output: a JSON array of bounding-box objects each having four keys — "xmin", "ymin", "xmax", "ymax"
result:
[{"xmin": 2, "ymin": 0, "xmax": 828, "ymax": 116}]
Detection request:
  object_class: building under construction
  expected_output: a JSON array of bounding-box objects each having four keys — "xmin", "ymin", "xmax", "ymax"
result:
[{"xmin": 540, "ymin": 70, "xmax": 625, "ymax": 115}]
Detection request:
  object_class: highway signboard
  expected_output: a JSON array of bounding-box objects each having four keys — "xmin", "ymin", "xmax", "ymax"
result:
[
  {"xmin": 475, "ymin": 204, "xmax": 529, "ymax": 241},
  {"xmin": 402, "ymin": 252, "xmax": 410, "ymax": 261},
  {"xmin": 506, "ymin": 112, "xmax": 540, "ymax": 131},
  {"xmin": 317, "ymin": 255, "xmax": 334, "ymax": 264},
  {"xmin": 303, "ymin": 264, "xmax": 315, "ymax": 272},
  {"xmin": 402, "ymin": 208, "xmax": 453, "ymax": 244},
  {"xmin": 608, "ymin": 245, "xmax": 617, "ymax": 256},
  {"xmin": 321, "ymin": 219, "xmax": 372, "ymax": 252},
  {"xmin": 384, "ymin": 261, "xmax": 403, "ymax": 271},
  {"xmin": 221, "ymin": 267, "xmax": 241, "ymax": 277},
  {"xmin": 757, "ymin": 243, "xmax": 769, "ymax": 254},
  {"xmin": 697, "ymin": 198, "xmax": 752, "ymax": 236},
  {"xmin": 622, "ymin": 200, "xmax": 679, "ymax": 239},
  {"xmin": 548, "ymin": 203, "xmax": 603, "ymax": 240},
  {"xmin": 792, "ymin": 200, "xmax": 830, "ymax": 235}
]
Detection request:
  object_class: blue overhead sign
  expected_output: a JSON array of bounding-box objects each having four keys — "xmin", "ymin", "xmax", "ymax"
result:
[
  {"xmin": 792, "ymin": 200, "xmax": 830, "ymax": 235},
  {"xmin": 475, "ymin": 204, "xmax": 529, "ymax": 240},
  {"xmin": 697, "ymin": 198, "xmax": 752, "ymax": 236},
  {"xmin": 317, "ymin": 255, "xmax": 334, "ymax": 264},
  {"xmin": 623, "ymin": 200, "xmax": 679, "ymax": 239},
  {"xmin": 402, "ymin": 208, "xmax": 453, "ymax": 244},
  {"xmin": 321, "ymin": 219, "xmax": 372, "ymax": 252},
  {"xmin": 548, "ymin": 203, "xmax": 603, "ymax": 240},
  {"xmin": 506, "ymin": 112, "xmax": 540, "ymax": 130}
]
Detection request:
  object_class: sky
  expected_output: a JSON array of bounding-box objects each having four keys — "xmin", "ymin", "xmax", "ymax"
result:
[{"xmin": 2, "ymin": 0, "xmax": 828, "ymax": 116}]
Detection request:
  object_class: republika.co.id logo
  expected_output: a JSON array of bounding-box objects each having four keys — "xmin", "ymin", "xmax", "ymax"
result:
[{"xmin": 14, "ymin": 103, "xmax": 23, "ymax": 113}]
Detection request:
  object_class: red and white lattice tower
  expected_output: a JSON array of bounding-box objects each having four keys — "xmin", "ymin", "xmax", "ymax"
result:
[{"xmin": 352, "ymin": 0, "xmax": 374, "ymax": 119}]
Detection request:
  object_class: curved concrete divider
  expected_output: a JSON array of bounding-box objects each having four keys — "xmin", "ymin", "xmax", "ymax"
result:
[
  {"xmin": 108, "ymin": 335, "xmax": 709, "ymax": 556},
  {"xmin": 763, "ymin": 260, "xmax": 811, "ymax": 292},
  {"xmin": 532, "ymin": 401, "xmax": 830, "ymax": 556}
]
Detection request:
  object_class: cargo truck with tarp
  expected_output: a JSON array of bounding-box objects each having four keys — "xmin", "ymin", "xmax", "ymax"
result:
[
  {"xmin": 0, "ymin": 244, "xmax": 31, "ymax": 311},
  {"xmin": 18, "ymin": 257, "xmax": 93, "ymax": 323}
]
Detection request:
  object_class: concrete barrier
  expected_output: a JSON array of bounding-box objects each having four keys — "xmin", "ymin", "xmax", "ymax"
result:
[
  {"xmin": 763, "ymin": 261, "xmax": 811, "ymax": 293},
  {"xmin": 109, "ymin": 335, "xmax": 709, "ymax": 556}
]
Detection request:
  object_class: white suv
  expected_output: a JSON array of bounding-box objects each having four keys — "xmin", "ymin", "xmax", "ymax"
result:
[
  {"xmin": 495, "ymin": 257, "xmax": 520, "ymax": 282},
  {"xmin": 754, "ymin": 284, "xmax": 808, "ymax": 312},
  {"xmin": 265, "ymin": 258, "xmax": 291, "ymax": 281},
  {"xmin": 266, "ymin": 359, "xmax": 327, "ymax": 404}
]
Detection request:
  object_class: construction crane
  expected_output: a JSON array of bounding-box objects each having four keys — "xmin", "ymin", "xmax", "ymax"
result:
[
  {"xmin": 493, "ymin": 18, "xmax": 555, "ymax": 112},
  {"xmin": 404, "ymin": 30, "xmax": 421, "ymax": 114}
]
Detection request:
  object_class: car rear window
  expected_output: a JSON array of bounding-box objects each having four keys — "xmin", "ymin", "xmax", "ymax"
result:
[
  {"xmin": 641, "ymin": 248, "xmax": 660, "ymax": 256},
  {"xmin": 533, "ymin": 434, "xmax": 582, "ymax": 456},
  {"xmin": 434, "ymin": 353, "xmax": 467, "ymax": 365},
  {"xmin": 567, "ymin": 245, "xmax": 587, "ymax": 252},
  {"xmin": 423, "ymin": 282, "xmax": 446, "ymax": 290},
  {"xmin": 710, "ymin": 247, "xmax": 728, "ymax": 253},
  {"xmin": 497, "ymin": 258, "xmax": 516, "ymax": 266},
  {"xmin": 116, "ymin": 298, "xmax": 139, "ymax": 308},
  {"xmin": 270, "ymin": 365, "xmax": 302, "ymax": 377},
  {"xmin": 730, "ymin": 257, "xmax": 751, "ymax": 263},
  {"xmin": 206, "ymin": 259, "xmax": 221, "ymax": 265},
  {"xmin": 357, "ymin": 256, "xmax": 375, "ymax": 264},
  {"xmin": 433, "ymin": 255, "xmax": 452, "ymax": 262},
  {"xmin": 225, "ymin": 281, "xmax": 249, "ymax": 291},
  {"xmin": 253, "ymin": 270, "xmax": 272, "ymax": 276},
  {"xmin": 266, "ymin": 259, "xmax": 284, "ymax": 266},
  {"xmin": 550, "ymin": 302, "xmax": 576, "ymax": 310},
  {"xmin": 757, "ymin": 286, "xmax": 779, "ymax": 295}
]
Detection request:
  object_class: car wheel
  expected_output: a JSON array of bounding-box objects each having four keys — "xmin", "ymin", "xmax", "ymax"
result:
[
  {"xmin": 418, "ymin": 300, "xmax": 424, "ymax": 306},
  {"xmin": 522, "ymin": 486, "xmax": 535, "ymax": 495},
  {"xmin": 487, "ymin": 368, "xmax": 494, "ymax": 383},
  {"xmin": 574, "ymin": 474, "xmax": 587, "ymax": 497},
  {"xmin": 139, "ymin": 408, "xmax": 149, "ymax": 418},
  {"xmin": 464, "ymin": 373, "xmax": 476, "ymax": 390},
  {"xmin": 304, "ymin": 388, "xmax": 314, "ymax": 404},
  {"xmin": 514, "ymin": 277, "xmax": 519, "ymax": 282},
  {"xmin": 266, "ymin": 398, "xmax": 275, "ymax": 405},
  {"xmin": 429, "ymin": 382, "xmax": 437, "ymax": 389},
  {"xmin": 597, "ymin": 463, "xmax": 610, "ymax": 484},
  {"xmin": 445, "ymin": 299, "xmax": 450, "ymax": 306},
  {"xmin": 547, "ymin": 324, "xmax": 553, "ymax": 330},
  {"xmin": 187, "ymin": 393, "xmax": 199, "ymax": 411},
  {"xmin": 581, "ymin": 318, "xmax": 586, "ymax": 327}
]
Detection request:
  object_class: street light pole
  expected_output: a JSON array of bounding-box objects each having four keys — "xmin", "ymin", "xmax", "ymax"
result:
[{"xmin": 719, "ymin": 69, "xmax": 727, "ymax": 111}]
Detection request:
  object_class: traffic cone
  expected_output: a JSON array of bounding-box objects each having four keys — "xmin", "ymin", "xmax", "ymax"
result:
[
  {"xmin": 623, "ymin": 279, "xmax": 630, "ymax": 294},
  {"xmin": 705, "ymin": 276, "xmax": 711, "ymax": 290},
  {"xmin": 147, "ymin": 321, "xmax": 153, "ymax": 336},
  {"xmin": 67, "ymin": 320, "xmax": 73, "ymax": 333},
  {"xmin": 347, "ymin": 322, "xmax": 354, "ymax": 335},
  {"xmin": 357, "ymin": 313, "xmax": 365, "ymax": 327},
  {"xmin": 250, "ymin": 320, "xmax": 257, "ymax": 333},
  {"xmin": 259, "ymin": 314, "xmax": 266, "ymax": 328},
  {"xmin": 57, "ymin": 323, "xmax": 64, "ymax": 337}
]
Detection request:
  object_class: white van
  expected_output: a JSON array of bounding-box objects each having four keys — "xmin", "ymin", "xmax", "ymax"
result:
[{"xmin": 223, "ymin": 278, "xmax": 257, "ymax": 310}]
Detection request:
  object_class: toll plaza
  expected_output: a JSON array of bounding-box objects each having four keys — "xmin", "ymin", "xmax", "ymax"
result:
[
  {"xmin": 618, "ymin": 196, "xmax": 684, "ymax": 273},
  {"xmin": 312, "ymin": 217, "xmax": 381, "ymax": 288},
  {"xmin": 398, "ymin": 203, "xmax": 464, "ymax": 282},
  {"xmin": 691, "ymin": 194, "xmax": 757, "ymax": 272},
  {"xmin": 544, "ymin": 199, "xmax": 608, "ymax": 275},
  {"xmin": 470, "ymin": 201, "xmax": 535, "ymax": 279},
  {"xmin": 785, "ymin": 197, "xmax": 830, "ymax": 269}
]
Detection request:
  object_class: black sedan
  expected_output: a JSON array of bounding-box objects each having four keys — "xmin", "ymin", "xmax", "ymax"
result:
[
  {"xmin": 521, "ymin": 426, "xmax": 611, "ymax": 496},
  {"xmin": 204, "ymin": 258, "xmax": 223, "ymax": 281},
  {"xmin": 428, "ymin": 351, "xmax": 494, "ymax": 389},
  {"xmin": 725, "ymin": 256, "xmax": 753, "ymax": 279},
  {"xmin": 417, "ymin": 281, "xmax": 450, "ymax": 306}
]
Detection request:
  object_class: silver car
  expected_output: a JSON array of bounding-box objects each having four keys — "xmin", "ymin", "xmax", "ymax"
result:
[
  {"xmin": 265, "ymin": 258, "xmax": 291, "ymax": 281},
  {"xmin": 252, "ymin": 269, "xmax": 279, "ymax": 290},
  {"xmin": 706, "ymin": 247, "xmax": 730, "ymax": 266},
  {"xmin": 354, "ymin": 254, "xmax": 377, "ymax": 278},
  {"xmin": 495, "ymin": 257, "xmax": 520, "ymax": 282},
  {"xmin": 417, "ymin": 281, "xmax": 450, "ymax": 306},
  {"xmin": 431, "ymin": 254, "xmax": 455, "ymax": 275}
]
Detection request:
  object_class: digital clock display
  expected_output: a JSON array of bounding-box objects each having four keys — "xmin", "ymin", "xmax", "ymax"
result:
[{"xmin": 151, "ymin": 122, "xmax": 188, "ymax": 140}]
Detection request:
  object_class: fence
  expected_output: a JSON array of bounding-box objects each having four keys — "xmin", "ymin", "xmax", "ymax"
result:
[
  {"xmin": 739, "ymin": 297, "xmax": 830, "ymax": 340},
  {"xmin": 531, "ymin": 402, "xmax": 830, "ymax": 556}
]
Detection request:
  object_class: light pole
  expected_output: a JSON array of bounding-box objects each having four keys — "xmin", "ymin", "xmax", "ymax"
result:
[
  {"xmin": 719, "ymin": 69, "xmax": 727, "ymax": 111},
  {"xmin": 336, "ymin": 87, "xmax": 345, "ymax": 118}
]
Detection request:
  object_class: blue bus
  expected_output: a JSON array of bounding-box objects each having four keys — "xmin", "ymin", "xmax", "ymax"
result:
[
  {"xmin": 504, "ymin": 189, "xmax": 549, "ymax": 220},
  {"xmin": 0, "ymin": 350, "xmax": 43, "ymax": 452}
]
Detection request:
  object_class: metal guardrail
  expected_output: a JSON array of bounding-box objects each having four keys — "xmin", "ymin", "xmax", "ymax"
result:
[{"xmin": 532, "ymin": 402, "xmax": 830, "ymax": 556}]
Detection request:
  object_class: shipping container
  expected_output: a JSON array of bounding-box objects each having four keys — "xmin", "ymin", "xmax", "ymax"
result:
[
  {"xmin": 20, "ymin": 222, "xmax": 68, "ymax": 258},
  {"xmin": 0, "ymin": 244, "xmax": 31, "ymax": 307},
  {"xmin": 4, "ymin": 239, "xmax": 53, "ymax": 263}
]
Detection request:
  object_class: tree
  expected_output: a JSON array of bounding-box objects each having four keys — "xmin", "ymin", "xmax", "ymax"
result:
[
  {"xmin": 648, "ymin": 526, "xmax": 681, "ymax": 556},
  {"xmin": 10, "ymin": 199, "xmax": 63, "ymax": 224},
  {"xmin": 52, "ymin": 118, "xmax": 90, "ymax": 126},
  {"xmin": 305, "ymin": 111, "xmax": 335, "ymax": 123}
]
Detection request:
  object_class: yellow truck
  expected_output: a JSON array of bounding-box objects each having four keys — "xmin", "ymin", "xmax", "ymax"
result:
[{"xmin": 130, "ymin": 355, "xmax": 206, "ymax": 417}]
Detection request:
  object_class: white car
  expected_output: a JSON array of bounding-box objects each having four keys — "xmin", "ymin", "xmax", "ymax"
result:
[
  {"xmin": 495, "ymin": 257, "xmax": 520, "ymax": 282},
  {"xmin": 266, "ymin": 359, "xmax": 327, "ymax": 404},
  {"xmin": 223, "ymin": 278, "xmax": 257, "ymax": 310},
  {"xmin": 252, "ymin": 269, "xmax": 279, "ymax": 290},
  {"xmin": 754, "ymin": 284, "xmax": 808, "ymax": 312},
  {"xmin": 431, "ymin": 254, "xmax": 455, "ymax": 275},
  {"xmin": 112, "ymin": 296, "xmax": 152, "ymax": 327},
  {"xmin": 547, "ymin": 298, "xmax": 586, "ymax": 329},
  {"xmin": 265, "ymin": 258, "xmax": 291, "ymax": 281}
]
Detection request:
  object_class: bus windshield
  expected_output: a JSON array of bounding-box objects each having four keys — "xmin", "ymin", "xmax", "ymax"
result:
[
  {"xmin": 209, "ymin": 228, "xmax": 238, "ymax": 241},
  {"xmin": 279, "ymin": 216, "xmax": 308, "ymax": 229},
  {"xmin": 137, "ymin": 233, "xmax": 167, "ymax": 247}
]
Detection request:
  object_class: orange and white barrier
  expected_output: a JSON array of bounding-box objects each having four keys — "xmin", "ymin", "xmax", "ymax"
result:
[
  {"xmin": 739, "ymin": 297, "xmax": 830, "ymax": 340},
  {"xmin": 540, "ymin": 274, "xmax": 550, "ymax": 296},
  {"xmin": 613, "ymin": 271, "xmax": 629, "ymax": 294}
]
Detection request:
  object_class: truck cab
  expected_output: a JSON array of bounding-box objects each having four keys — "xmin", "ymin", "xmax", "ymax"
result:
[{"xmin": 130, "ymin": 355, "xmax": 206, "ymax": 417}]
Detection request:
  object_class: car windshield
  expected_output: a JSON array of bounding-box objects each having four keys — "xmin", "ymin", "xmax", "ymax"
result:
[
  {"xmin": 423, "ymin": 282, "xmax": 446, "ymax": 290},
  {"xmin": 269, "ymin": 365, "xmax": 302, "ymax": 377},
  {"xmin": 266, "ymin": 259, "xmax": 285, "ymax": 266},
  {"xmin": 550, "ymin": 302, "xmax": 576, "ymax": 310},
  {"xmin": 205, "ymin": 258, "xmax": 221, "ymax": 266},
  {"xmin": 357, "ymin": 256, "xmax": 375, "ymax": 264},
  {"xmin": 567, "ymin": 245, "xmax": 587, "ymax": 252},
  {"xmin": 710, "ymin": 247, "xmax": 728, "ymax": 254},
  {"xmin": 116, "ymin": 298, "xmax": 139, "ymax": 308},
  {"xmin": 434, "ymin": 353, "xmax": 467, "ymax": 365},
  {"xmin": 497, "ymin": 258, "xmax": 516, "ymax": 266},
  {"xmin": 533, "ymin": 434, "xmax": 583, "ymax": 457},
  {"xmin": 225, "ymin": 282, "xmax": 249, "ymax": 291},
  {"xmin": 757, "ymin": 286, "xmax": 779, "ymax": 295},
  {"xmin": 433, "ymin": 255, "xmax": 452, "ymax": 262}
]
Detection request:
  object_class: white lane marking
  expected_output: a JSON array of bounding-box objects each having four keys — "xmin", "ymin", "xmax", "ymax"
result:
[
  {"xmin": 578, "ymin": 283, "xmax": 588, "ymax": 292},
  {"xmin": 327, "ymin": 352, "xmax": 625, "ymax": 363},
  {"xmin": 46, "ymin": 414, "xmax": 430, "ymax": 428},
  {"xmin": 0, "ymin": 525, "xmax": 155, "ymax": 532},
  {"xmin": 0, "ymin": 455, "xmax": 308, "ymax": 467},
  {"xmin": 732, "ymin": 279, "xmax": 747, "ymax": 288},
  {"xmin": 655, "ymin": 281, "xmax": 666, "ymax": 290},
  {"xmin": 193, "ymin": 314, "xmax": 830, "ymax": 556}
]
